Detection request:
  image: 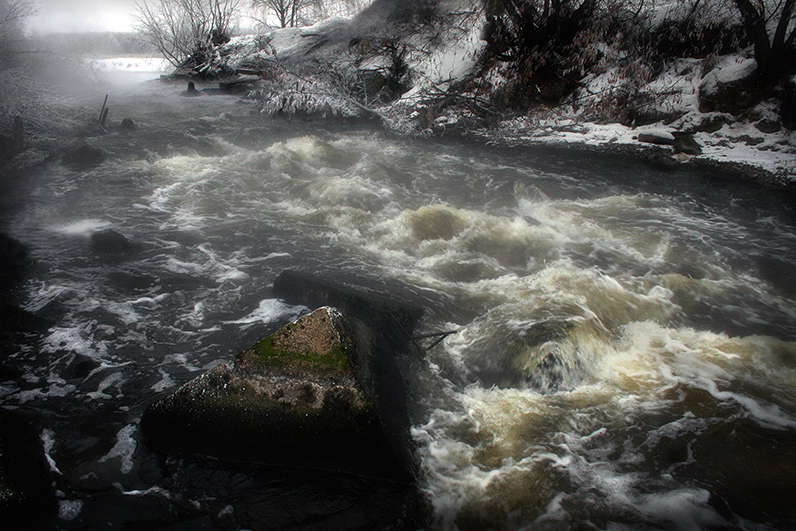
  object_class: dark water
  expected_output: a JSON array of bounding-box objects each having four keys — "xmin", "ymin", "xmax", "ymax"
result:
[{"xmin": 2, "ymin": 68, "xmax": 796, "ymax": 530}]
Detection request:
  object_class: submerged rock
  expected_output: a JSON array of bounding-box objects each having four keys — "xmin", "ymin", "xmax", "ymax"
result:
[
  {"xmin": 141, "ymin": 305, "xmax": 418, "ymax": 480},
  {"xmin": 90, "ymin": 229, "xmax": 133, "ymax": 255},
  {"xmin": 61, "ymin": 144, "xmax": 105, "ymax": 169},
  {"xmin": 119, "ymin": 117, "xmax": 136, "ymax": 132},
  {"xmin": 180, "ymin": 81, "xmax": 203, "ymax": 97}
]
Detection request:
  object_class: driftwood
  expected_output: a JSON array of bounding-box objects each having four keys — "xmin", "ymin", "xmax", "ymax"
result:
[{"xmin": 97, "ymin": 95, "xmax": 108, "ymax": 125}]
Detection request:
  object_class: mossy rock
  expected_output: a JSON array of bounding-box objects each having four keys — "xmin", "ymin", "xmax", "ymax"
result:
[
  {"xmin": 238, "ymin": 308, "xmax": 350, "ymax": 376},
  {"xmin": 142, "ymin": 307, "xmax": 415, "ymax": 480}
]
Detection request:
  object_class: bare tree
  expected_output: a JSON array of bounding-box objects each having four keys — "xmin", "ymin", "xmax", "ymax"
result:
[
  {"xmin": 0, "ymin": 0, "xmax": 34, "ymax": 64},
  {"xmin": 732, "ymin": 0, "xmax": 795, "ymax": 78},
  {"xmin": 251, "ymin": 0, "xmax": 320, "ymax": 28},
  {"xmin": 315, "ymin": 0, "xmax": 371, "ymax": 19},
  {"xmin": 134, "ymin": 0, "xmax": 241, "ymax": 69}
]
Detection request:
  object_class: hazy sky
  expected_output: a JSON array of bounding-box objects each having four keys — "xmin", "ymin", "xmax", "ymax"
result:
[{"xmin": 30, "ymin": 0, "xmax": 138, "ymax": 34}]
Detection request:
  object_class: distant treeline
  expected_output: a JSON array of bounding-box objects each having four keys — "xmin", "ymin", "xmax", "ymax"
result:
[{"xmin": 31, "ymin": 32, "xmax": 156, "ymax": 56}]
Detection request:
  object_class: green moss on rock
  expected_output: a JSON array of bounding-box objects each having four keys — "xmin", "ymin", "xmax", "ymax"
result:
[
  {"xmin": 140, "ymin": 306, "xmax": 414, "ymax": 479},
  {"xmin": 237, "ymin": 307, "xmax": 352, "ymax": 376},
  {"xmin": 249, "ymin": 334, "xmax": 349, "ymax": 374}
]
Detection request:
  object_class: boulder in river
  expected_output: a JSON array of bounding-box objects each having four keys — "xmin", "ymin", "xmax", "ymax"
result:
[
  {"xmin": 0, "ymin": 409, "xmax": 56, "ymax": 528},
  {"xmin": 180, "ymin": 81, "xmax": 203, "ymax": 97},
  {"xmin": 141, "ymin": 303, "xmax": 418, "ymax": 481},
  {"xmin": 90, "ymin": 229, "xmax": 133, "ymax": 255},
  {"xmin": 119, "ymin": 117, "xmax": 136, "ymax": 132}
]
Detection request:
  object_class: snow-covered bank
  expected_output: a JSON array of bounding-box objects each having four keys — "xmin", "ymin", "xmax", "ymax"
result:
[
  {"xmin": 470, "ymin": 56, "xmax": 795, "ymax": 182},
  {"xmin": 188, "ymin": 0, "xmax": 796, "ymax": 185},
  {"xmin": 474, "ymin": 98, "xmax": 795, "ymax": 183}
]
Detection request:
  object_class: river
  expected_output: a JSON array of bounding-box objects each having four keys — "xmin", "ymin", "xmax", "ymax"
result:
[{"xmin": 2, "ymin": 63, "xmax": 796, "ymax": 530}]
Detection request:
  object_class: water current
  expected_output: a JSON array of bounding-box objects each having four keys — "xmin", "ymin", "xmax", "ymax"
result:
[{"xmin": 2, "ymin": 67, "xmax": 796, "ymax": 530}]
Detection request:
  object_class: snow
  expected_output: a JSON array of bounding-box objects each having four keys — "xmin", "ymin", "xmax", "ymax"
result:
[
  {"xmin": 699, "ymin": 56, "xmax": 757, "ymax": 97},
  {"xmin": 487, "ymin": 113, "xmax": 795, "ymax": 179},
  {"xmin": 202, "ymin": 4, "xmax": 796, "ymax": 184},
  {"xmin": 89, "ymin": 57, "xmax": 168, "ymax": 73},
  {"xmin": 472, "ymin": 53, "xmax": 795, "ymax": 181}
]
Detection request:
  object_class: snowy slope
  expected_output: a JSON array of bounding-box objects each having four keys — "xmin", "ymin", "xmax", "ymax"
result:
[{"xmin": 204, "ymin": 1, "xmax": 795, "ymax": 182}]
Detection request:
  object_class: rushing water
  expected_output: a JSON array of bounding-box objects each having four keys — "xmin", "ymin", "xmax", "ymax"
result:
[{"xmin": 2, "ymin": 70, "xmax": 796, "ymax": 530}]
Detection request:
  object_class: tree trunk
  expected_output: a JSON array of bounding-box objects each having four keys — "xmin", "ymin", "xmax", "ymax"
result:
[{"xmin": 734, "ymin": 0, "xmax": 775, "ymax": 77}]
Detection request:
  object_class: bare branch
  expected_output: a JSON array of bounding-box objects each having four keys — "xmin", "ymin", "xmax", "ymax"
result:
[{"xmin": 134, "ymin": 0, "xmax": 240, "ymax": 70}]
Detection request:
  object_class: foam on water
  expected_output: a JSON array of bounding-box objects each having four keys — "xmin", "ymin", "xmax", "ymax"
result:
[
  {"xmin": 224, "ymin": 298, "xmax": 307, "ymax": 327},
  {"xmin": 98, "ymin": 424, "xmax": 138, "ymax": 474},
  {"xmin": 87, "ymin": 372, "xmax": 124, "ymax": 401},
  {"xmin": 58, "ymin": 499, "xmax": 84, "ymax": 521},
  {"xmin": 41, "ymin": 325, "xmax": 110, "ymax": 361},
  {"xmin": 411, "ymin": 312, "xmax": 796, "ymax": 527},
  {"xmin": 8, "ymin": 119, "xmax": 796, "ymax": 529},
  {"xmin": 51, "ymin": 219, "xmax": 112, "ymax": 236}
]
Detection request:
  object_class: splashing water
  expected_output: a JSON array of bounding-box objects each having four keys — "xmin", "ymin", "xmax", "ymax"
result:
[{"xmin": 3, "ymin": 76, "xmax": 796, "ymax": 529}]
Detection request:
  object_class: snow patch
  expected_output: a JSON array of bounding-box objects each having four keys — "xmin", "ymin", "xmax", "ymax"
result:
[{"xmin": 699, "ymin": 56, "xmax": 757, "ymax": 97}]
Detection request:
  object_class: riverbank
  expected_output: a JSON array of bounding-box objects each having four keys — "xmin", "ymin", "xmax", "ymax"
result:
[{"xmin": 178, "ymin": 0, "xmax": 795, "ymax": 190}]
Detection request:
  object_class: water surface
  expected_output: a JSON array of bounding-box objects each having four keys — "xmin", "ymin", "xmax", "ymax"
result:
[{"xmin": 2, "ymin": 71, "xmax": 796, "ymax": 530}]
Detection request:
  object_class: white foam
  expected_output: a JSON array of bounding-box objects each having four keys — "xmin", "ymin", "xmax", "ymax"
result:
[
  {"xmin": 51, "ymin": 219, "xmax": 112, "ymax": 236},
  {"xmin": 102, "ymin": 301, "xmax": 141, "ymax": 326},
  {"xmin": 42, "ymin": 325, "xmax": 110, "ymax": 361},
  {"xmin": 696, "ymin": 377, "xmax": 796, "ymax": 429},
  {"xmin": 98, "ymin": 424, "xmax": 137, "ymax": 474},
  {"xmin": 224, "ymin": 299, "xmax": 306, "ymax": 326},
  {"xmin": 58, "ymin": 499, "xmax": 83, "ymax": 521},
  {"xmin": 87, "ymin": 372, "xmax": 124, "ymax": 400},
  {"xmin": 151, "ymin": 368, "xmax": 175, "ymax": 393},
  {"xmin": 15, "ymin": 382, "xmax": 77, "ymax": 403},
  {"xmin": 41, "ymin": 428, "xmax": 62, "ymax": 475},
  {"xmin": 162, "ymin": 353, "xmax": 202, "ymax": 372}
]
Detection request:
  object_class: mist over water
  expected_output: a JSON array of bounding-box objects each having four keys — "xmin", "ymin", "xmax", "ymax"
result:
[{"xmin": 3, "ymin": 67, "xmax": 796, "ymax": 529}]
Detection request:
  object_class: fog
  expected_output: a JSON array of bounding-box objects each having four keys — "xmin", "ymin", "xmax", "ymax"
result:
[{"xmin": 29, "ymin": 0, "xmax": 137, "ymax": 34}]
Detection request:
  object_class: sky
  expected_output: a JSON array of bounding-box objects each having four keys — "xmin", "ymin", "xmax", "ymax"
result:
[{"xmin": 29, "ymin": 0, "xmax": 138, "ymax": 34}]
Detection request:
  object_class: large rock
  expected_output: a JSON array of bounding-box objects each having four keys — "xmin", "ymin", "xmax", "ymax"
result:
[
  {"xmin": 90, "ymin": 229, "xmax": 134, "ymax": 256},
  {"xmin": 673, "ymin": 133, "xmax": 703, "ymax": 155},
  {"xmin": 698, "ymin": 56, "xmax": 762, "ymax": 115},
  {"xmin": 272, "ymin": 270, "xmax": 424, "ymax": 345},
  {"xmin": 0, "ymin": 409, "xmax": 56, "ymax": 528},
  {"xmin": 141, "ymin": 305, "xmax": 418, "ymax": 480},
  {"xmin": 636, "ymin": 128, "xmax": 675, "ymax": 146}
]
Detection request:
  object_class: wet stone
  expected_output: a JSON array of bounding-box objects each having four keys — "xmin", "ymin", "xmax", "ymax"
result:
[
  {"xmin": 141, "ymin": 306, "xmax": 416, "ymax": 481},
  {"xmin": 90, "ymin": 229, "xmax": 133, "ymax": 255},
  {"xmin": 0, "ymin": 409, "xmax": 56, "ymax": 529},
  {"xmin": 119, "ymin": 117, "xmax": 136, "ymax": 132},
  {"xmin": 673, "ymin": 134, "xmax": 703, "ymax": 155}
]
